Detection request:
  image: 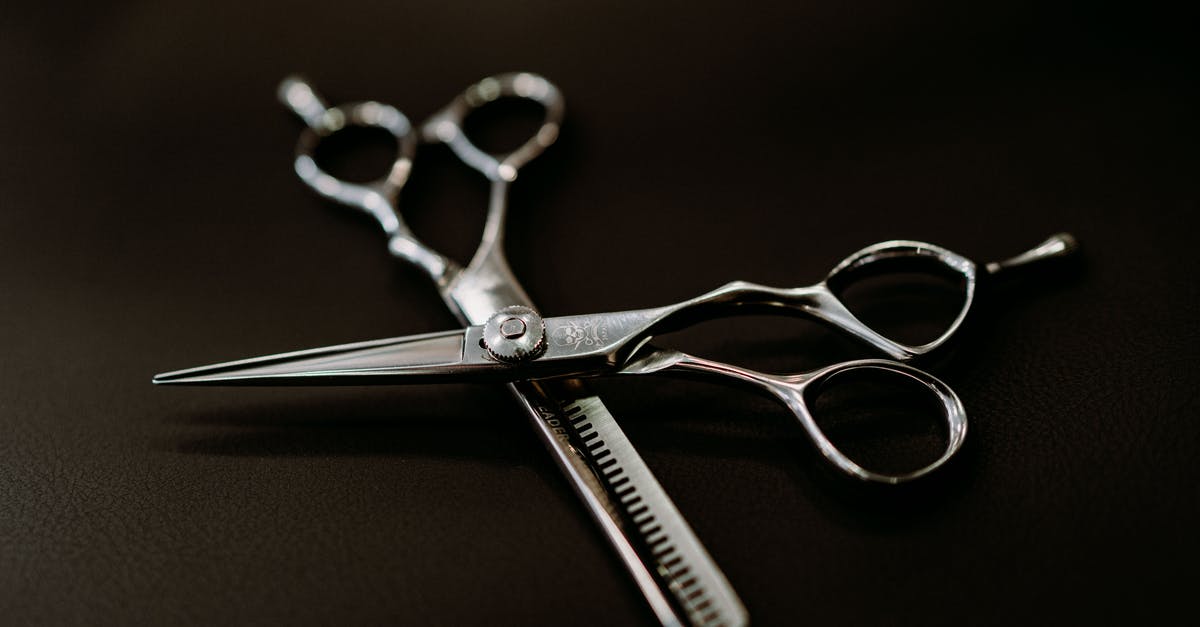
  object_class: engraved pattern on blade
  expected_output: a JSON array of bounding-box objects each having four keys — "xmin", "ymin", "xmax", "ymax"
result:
[
  {"xmin": 541, "ymin": 308, "xmax": 674, "ymax": 362},
  {"xmin": 551, "ymin": 318, "xmax": 610, "ymax": 350},
  {"xmin": 563, "ymin": 396, "xmax": 748, "ymax": 627}
]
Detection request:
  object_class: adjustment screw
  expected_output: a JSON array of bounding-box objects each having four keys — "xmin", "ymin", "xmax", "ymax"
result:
[
  {"xmin": 499, "ymin": 317, "xmax": 527, "ymax": 339},
  {"xmin": 482, "ymin": 306, "xmax": 546, "ymax": 363}
]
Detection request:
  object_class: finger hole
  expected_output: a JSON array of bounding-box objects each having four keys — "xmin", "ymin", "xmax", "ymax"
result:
[
  {"xmin": 808, "ymin": 366, "xmax": 953, "ymax": 478},
  {"xmin": 461, "ymin": 96, "xmax": 555, "ymax": 157},
  {"xmin": 828, "ymin": 254, "xmax": 971, "ymax": 347},
  {"xmin": 312, "ymin": 124, "xmax": 401, "ymax": 184}
]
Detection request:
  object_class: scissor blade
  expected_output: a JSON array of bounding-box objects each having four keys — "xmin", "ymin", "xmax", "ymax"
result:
[{"xmin": 153, "ymin": 329, "xmax": 490, "ymax": 385}]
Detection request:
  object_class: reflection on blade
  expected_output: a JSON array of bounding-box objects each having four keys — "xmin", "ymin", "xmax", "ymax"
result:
[{"xmin": 153, "ymin": 329, "xmax": 482, "ymax": 386}]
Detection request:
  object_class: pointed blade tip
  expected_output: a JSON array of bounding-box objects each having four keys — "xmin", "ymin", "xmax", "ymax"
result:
[
  {"xmin": 152, "ymin": 368, "xmax": 227, "ymax": 385},
  {"xmin": 152, "ymin": 371, "xmax": 192, "ymax": 385}
]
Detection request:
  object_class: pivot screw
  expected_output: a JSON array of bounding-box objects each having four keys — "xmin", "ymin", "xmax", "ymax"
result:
[
  {"xmin": 499, "ymin": 317, "xmax": 527, "ymax": 339},
  {"xmin": 482, "ymin": 306, "xmax": 546, "ymax": 363}
]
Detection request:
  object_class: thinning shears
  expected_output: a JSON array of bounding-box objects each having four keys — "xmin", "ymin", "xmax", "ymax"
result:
[{"xmin": 155, "ymin": 72, "xmax": 1076, "ymax": 627}]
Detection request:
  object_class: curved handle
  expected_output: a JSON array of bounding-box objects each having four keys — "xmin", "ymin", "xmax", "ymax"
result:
[
  {"xmin": 615, "ymin": 235, "xmax": 1078, "ymax": 369},
  {"xmin": 278, "ymin": 76, "xmax": 416, "ymax": 233},
  {"xmin": 420, "ymin": 72, "xmax": 564, "ymax": 182},
  {"xmin": 817, "ymin": 234, "xmax": 1079, "ymax": 355},
  {"xmin": 821, "ymin": 239, "xmax": 980, "ymax": 358},
  {"xmin": 649, "ymin": 239, "xmax": 985, "ymax": 362},
  {"xmin": 278, "ymin": 76, "xmax": 456, "ymax": 283},
  {"xmin": 650, "ymin": 277, "xmax": 958, "ymax": 363},
  {"xmin": 621, "ymin": 351, "xmax": 967, "ymax": 484},
  {"xmin": 787, "ymin": 359, "xmax": 967, "ymax": 483}
]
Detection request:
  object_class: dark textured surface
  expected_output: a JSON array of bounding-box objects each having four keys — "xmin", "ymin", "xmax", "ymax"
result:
[{"xmin": 2, "ymin": 2, "xmax": 1198, "ymax": 625}]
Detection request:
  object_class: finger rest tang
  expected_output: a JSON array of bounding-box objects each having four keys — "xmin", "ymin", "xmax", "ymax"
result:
[{"xmin": 985, "ymin": 232, "xmax": 1080, "ymax": 275}]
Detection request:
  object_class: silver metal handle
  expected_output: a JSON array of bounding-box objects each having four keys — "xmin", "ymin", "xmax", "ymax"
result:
[
  {"xmin": 278, "ymin": 76, "xmax": 457, "ymax": 284},
  {"xmin": 420, "ymin": 72, "xmax": 564, "ymax": 182},
  {"xmin": 622, "ymin": 351, "xmax": 967, "ymax": 484},
  {"xmin": 615, "ymin": 234, "xmax": 1080, "ymax": 366},
  {"xmin": 985, "ymin": 233, "xmax": 1078, "ymax": 275}
]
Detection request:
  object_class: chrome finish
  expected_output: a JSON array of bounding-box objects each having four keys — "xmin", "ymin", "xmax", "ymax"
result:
[
  {"xmin": 483, "ymin": 306, "xmax": 546, "ymax": 363},
  {"xmin": 153, "ymin": 329, "xmax": 488, "ymax": 385},
  {"xmin": 420, "ymin": 72, "xmax": 563, "ymax": 183},
  {"xmin": 155, "ymin": 71, "xmax": 1077, "ymax": 626},
  {"xmin": 156, "ymin": 235, "xmax": 1072, "ymax": 482},
  {"xmin": 985, "ymin": 233, "xmax": 1078, "ymax": 275},
  {"xmin": 277, "ymin": 74, "xmax": 744, "ymax": 627},
  {"xmin": 621, "ymin": 352, "xmax": 965, "ymax": 483}
]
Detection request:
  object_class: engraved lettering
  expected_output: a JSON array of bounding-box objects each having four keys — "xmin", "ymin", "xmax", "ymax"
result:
[{"xmin": 531, "ymin": 402, "xmax": 570, "ymax": 441}]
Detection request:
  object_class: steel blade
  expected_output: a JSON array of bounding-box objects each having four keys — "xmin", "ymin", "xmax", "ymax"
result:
[{"xmin": 153, "ymin": 329, "xmax": 487, "ymax": 386}]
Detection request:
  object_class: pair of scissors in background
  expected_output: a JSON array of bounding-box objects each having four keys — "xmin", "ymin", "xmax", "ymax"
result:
[{"xmin": 155, "ymin": 72, "xmax": 1077, "ymax": 627}]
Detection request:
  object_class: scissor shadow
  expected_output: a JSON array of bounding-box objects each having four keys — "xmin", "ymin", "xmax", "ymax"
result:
[
  {"xmin": 787, "ymin": 440, "xmax": 978, "ymax": 532},
  {"xmin": 161, "ymin": 386, "xmax": 542, "ymax": 462},
  {"xmin": 162, "ymin": 342, "xmax": 979, "ymax": 534}
]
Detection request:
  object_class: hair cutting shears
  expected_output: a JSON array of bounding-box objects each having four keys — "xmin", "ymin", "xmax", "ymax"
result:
[
  {"xmin": 154, "ymin": 72, "xmax": 1076, "ymax": 627},
  {"xmin": 156, "ymin": 231, "xmax": 1075, "ymax": 480}
]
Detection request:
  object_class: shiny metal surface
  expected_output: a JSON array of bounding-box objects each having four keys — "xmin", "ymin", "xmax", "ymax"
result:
[
  {"xmin": 154, "ymin": 71, "xmax": 1076, "ymax": 625},
  {"xmin": 985, "ymin": 233, "xmax": 1079, "ymax": 275},
  {"xmin": 159, "ymin": 235, "xmax": 1074, "ymax": 481},
  {"xmin": 277, "ymin": 74, "xmax": 742, "ymax": 627},
  {"xmin": 622, "ymin": 353, "xmax": 965, "ymax": 483},
  {"xmin": 482, "ymin": 306, "xmax": 547, "ymax": 363},
  {"xmin": 154, "ymin": 329, "xmax": 479, "ymax": 385}
]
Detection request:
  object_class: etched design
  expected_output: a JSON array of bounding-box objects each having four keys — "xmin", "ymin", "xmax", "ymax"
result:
[{"xmin": 551, "ymin": 319, "xmax": 609, "ymax": 350}]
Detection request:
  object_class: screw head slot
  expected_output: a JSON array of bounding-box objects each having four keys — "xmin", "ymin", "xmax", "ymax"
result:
[{"xmin": 482, "ymin": 306, "xmax": 546, "ymax": 363}]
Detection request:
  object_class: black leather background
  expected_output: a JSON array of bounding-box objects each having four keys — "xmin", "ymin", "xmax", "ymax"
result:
[{"xmin": 2, "ymin": 2, "xmax": 1197, "ymax": 625}]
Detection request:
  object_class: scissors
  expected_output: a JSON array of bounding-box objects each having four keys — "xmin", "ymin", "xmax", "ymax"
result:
[{"xmin": 154, "ymin": 72, "xmax": 1077, "ymax": 627}]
